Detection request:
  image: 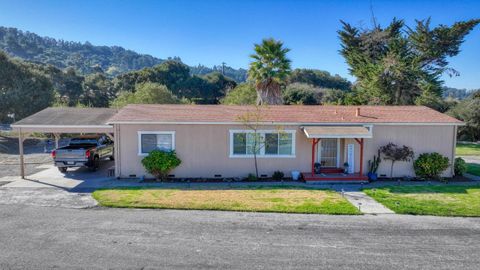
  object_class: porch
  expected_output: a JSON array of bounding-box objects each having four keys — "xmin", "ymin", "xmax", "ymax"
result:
[{"xmin": 300, "ymin": 126, "xmax": 372, "ymax": 182}]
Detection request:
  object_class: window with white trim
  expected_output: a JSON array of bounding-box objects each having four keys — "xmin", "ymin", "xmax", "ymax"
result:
[
  {"xmin": 138, "ymin": 131, "xmax": 175, "ymax": 155},
  {"xmin": 230, "ymin": 130, "xmax": 295, "ymax": 158}
]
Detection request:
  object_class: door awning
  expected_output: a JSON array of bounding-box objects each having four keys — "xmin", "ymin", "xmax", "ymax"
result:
[{"xmin": 302, "ymin": 126, "xmax": 372, "ymax": 139}]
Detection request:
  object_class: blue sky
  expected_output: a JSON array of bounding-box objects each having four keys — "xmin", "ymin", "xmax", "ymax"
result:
[{"xmin": 0, "ymin": 0, "xmax": 478, "ymax": 89}]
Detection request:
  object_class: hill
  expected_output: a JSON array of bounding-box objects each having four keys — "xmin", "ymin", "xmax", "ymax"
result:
[{"xmin": 0, "ymin": 26, "xmax": 247, "ymax": 80}]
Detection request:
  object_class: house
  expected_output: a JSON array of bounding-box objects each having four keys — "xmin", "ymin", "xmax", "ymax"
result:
[
  {"xmin": 12, "ymin": 105, "xmax": 462, "ymax": 182},
  {"xmin": 108, "ymin": 104, "xmax": 461, "ymax": 181}
]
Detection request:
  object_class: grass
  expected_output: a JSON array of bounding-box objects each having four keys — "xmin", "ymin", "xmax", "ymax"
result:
[
  {"xmin": 456, "ymin": 142, "xmax": 480, "ymax": 156},
  {"xmin": 92, "ymin": 186, "xmax": 360, "ymax": 215},
  {"xmin": 364, "ymin": 185, "xmax": 480, "ymax": 217},
  {"xmin": 467, "ymin": 163, "xmax": 480, "ymax": 176}
]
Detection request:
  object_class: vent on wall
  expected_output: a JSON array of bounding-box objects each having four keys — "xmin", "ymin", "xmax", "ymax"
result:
[
  {"xmin": 128, "ymin": 174, "xmax": 136, "ymax": 178},
  {"xmin": 214, "ymin": 174, "xmax": 222, "ymax": 178}
]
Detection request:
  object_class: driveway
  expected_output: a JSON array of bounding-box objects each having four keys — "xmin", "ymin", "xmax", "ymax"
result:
[
  {"xmin": 0, "ymin": 204, "xmax": 479, "ymax": 269},
  {"xmin": 0, "ymin": 160, "xmax": 118, "ymax": 208}
]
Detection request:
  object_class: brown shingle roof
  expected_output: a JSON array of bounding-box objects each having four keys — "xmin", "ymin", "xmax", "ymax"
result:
[
  {"xmin": 108, "ymin": 104, "xmax": 462, "ymax": 125},
  {"xmin": 13, "ymin": 107, "xmax": 118, "ymax": 126}
]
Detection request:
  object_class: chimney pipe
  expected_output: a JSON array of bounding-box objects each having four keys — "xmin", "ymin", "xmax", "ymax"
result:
[{"xmin": 356, "ymin": 107, "xmax": 360, "ymax": 117}]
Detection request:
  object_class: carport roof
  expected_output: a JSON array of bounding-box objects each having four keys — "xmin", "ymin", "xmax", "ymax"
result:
[{"xmin": 12, "ymin": 107, "xmax": 117, "ymax": 130}]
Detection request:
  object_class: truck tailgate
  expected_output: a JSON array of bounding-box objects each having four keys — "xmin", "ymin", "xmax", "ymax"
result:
[{"xmin": 55, "ymin": 149, "xmax": 87, "ymax": 159}]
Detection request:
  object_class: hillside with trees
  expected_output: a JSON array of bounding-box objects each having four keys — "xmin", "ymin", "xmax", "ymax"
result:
[{"xmin": 0, "ymin": 26, "xmax": 247, "ymax": 80}]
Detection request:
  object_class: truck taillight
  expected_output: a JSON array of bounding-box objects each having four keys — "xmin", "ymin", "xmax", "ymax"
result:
[
  {"xmin": 51, "ymin": 150, "xmax": 56, "ymax": 158},
  {"xmin": 85, "ymin": 150, "xmax": 91, "ymax": 158}
]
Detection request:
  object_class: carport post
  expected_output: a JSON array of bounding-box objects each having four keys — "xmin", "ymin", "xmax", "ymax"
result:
[
  {"xmin": 18, "ymin": 129, "xmax": 25, "ymax": 179},
  {"xmin": 53, "ymin": 133, "xmax": 60, "ymax": 149}
]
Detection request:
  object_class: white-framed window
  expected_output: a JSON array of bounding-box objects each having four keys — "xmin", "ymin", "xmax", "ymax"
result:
[
  {"xmin": 138, "ymin": 131, "xmax": 175, "ymax": 156},
  {"xmin": 229, "ymin": 130, "xmax": 296, "ymax": 158}
]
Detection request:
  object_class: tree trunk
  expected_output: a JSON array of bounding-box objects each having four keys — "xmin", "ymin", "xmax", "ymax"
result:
[
  {"xmin": 390, "ymin": 161, "xmax": 395, "ymax": 178},
  {"xmin": 254, "ymin": 153, "xmax": 259, "ymax": 179},
  {"xmin": 256, "ymin": 80, "xmax": 283, "ymax": 105}
]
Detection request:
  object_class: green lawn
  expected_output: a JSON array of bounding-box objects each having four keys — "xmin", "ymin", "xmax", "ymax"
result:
[
  {"xmin": 456, "ymin": 142, "xmax": 480, "ymax": 156},
  {"xmin": 364, "ymin": 185, "xmax": 480, "ymax": 217},
  {"xmin": 467, "ymin": 163, "xmax": 480, "ymax": 176},
  {"xmin": 93, "ymin": 186, "xmax": 360, "ymax": 215}
]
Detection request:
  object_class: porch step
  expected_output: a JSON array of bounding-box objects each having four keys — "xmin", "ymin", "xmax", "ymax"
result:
[
  {"xmin": 320, "ymin": 168, "xmax": 344, "ymax": 174},
  {"xmin": 302, "ymin": 172, "xmax": 368, "ymax": 182}
]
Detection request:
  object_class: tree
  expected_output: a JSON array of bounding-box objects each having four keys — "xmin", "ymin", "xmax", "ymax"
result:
[
  {"xmin": 237, "ymin": 105, "xmax": 285, "ymax": 179},
  {"xmin": 0, "ymin": 51, "xmax": 54, "ymax": 123},
  {"xmin": 248, "ymin": 38, "xmax": 291, "ymax": 105},
  {"xmin": 221, "ymin": 83, "xmax": 257, "ymax": 105},
  {"xmin": 447, "ymin": 91, "xmax": 480, "ymax": 141},
  {"xmin": 283, "ymin": 83, "xmax": 319, "ymax": 105},
  {"xmin": 81, "ymin": 72, "xmax": 115, "ymax": 107},
  {"xmin": 288, "ymin": 69, "xmax": 351, "ymax": 91},
  {"xmin": 112, "ymin": 60, "xmax": 191, "ymax": 94},
  {"xmin": 338, "ymin": 18, "xmax": 480, "ymax": 105},
  {"xmin": 379, "ymin": 143, "xmax": 414, "ymax": 178},
  {"xmin": 237, "ymin": 105, "xmax": 265, "ymax": 178},
  {"xmin": 111, "ymin": 82, "xmax": 181, "ymax": 108}
]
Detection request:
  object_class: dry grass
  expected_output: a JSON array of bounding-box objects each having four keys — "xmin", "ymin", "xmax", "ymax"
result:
[{"xmin": 93, "ymin": 187, "xmax": 360, "ymax": 215}]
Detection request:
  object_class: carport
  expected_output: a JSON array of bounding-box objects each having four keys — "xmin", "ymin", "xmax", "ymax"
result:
[{"xmin": 11, "ymin": 107, "xmax": 118, "ymax": 179}]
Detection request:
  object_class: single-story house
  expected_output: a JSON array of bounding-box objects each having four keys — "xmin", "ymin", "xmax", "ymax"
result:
[{"xmin": 13, "ymin": 105, "xmax": 462, "ymax": 181}]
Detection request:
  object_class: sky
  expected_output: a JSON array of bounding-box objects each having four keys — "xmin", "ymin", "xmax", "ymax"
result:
[{"xmin": 0, "ymin": 0, "xmax": 478, "ymax": 89}]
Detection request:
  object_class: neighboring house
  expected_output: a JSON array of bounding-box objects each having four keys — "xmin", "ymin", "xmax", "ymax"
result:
[
  {"xmin": 12, "ymin": 105, "xmax": 462, "ymax": 181},
  {"xmin": 108, "ymin": 105, "xmax": 461, "ymax": 181}
]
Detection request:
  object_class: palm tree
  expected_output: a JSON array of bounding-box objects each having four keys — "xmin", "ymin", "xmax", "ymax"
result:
[{"xmin": 248, "ymin": 38, "xmax": 291, "ymax": 105}]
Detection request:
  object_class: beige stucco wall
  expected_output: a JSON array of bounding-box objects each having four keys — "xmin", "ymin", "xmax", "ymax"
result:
[
  {"xmin": 117, "ymin": 124, "xmax": 313, "ymax": 178},
  {"xmin": 362, "ymin": 125, "xmax": 456, "ymax": 177},
  {"xmin": 116, "ymin": 123, "xmax": 456, "ymax": 179}
]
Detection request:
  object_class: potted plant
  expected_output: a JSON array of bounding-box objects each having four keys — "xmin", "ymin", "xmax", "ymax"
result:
[
  {"xmin": 314, "ymin": 162, "xmax": 321, "ymax": 174},
  {"xmin": 367, "ymin": 150, "xmax": 381, "ymax": 181},
  {"xmin": 343, "ymin": 162, "xmax": 349, "ymax": 174}
]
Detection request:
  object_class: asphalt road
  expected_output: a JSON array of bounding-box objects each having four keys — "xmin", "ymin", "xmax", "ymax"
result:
[{"xmin": 0, "ymin": 205, "xmax": 479, "ymax": 270}]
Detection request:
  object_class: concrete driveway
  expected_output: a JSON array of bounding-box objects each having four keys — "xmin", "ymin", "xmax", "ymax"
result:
[
  {"xmin": 0, "ymin": 160, "xmax": 119, "ymax": 208},
  {"xmin": 3, "ymin": 160, "xmax": 116, "ymax": 190}
]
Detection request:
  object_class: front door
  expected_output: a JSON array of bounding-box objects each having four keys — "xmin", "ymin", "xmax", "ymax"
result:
[{"xmin": 318, "ymin": 138, "xmax": 339, "ymax": 167}]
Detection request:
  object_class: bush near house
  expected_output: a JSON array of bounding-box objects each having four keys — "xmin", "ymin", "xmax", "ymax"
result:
[
  {"xmin": 454, "ymin": 157, "xmax": 468, "ymax": 176},
  {"xmin": 141, "ymin": 150, "xmax": 181, "ymax": 180},
  {"xmin": 272, "ymin": 171, "xmax": 285, "ymax": 180},
  {"xmin": 413, "ymin": 153, "xmax": 450, "ymax": 179}
]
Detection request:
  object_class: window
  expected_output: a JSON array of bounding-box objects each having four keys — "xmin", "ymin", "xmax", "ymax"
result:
[
  {"xmin": 138, "ymin": 131, "xmax": 175, "ymax": 155},
  {"xmin": 230, "ymin": 130, "xmax": 295, "ymax": 158}
]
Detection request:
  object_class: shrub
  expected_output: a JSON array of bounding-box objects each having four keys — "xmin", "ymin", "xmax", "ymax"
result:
[
  {"xmin": 413, "ymin": 153, "xmax": 450, "ymax": 179},
  {"xmin": 454, "ymin": 157, "xmax": 468, "ymax": 176},
  {"xmin": 247, "ymin": 173, "xmax": 258, "ymax": 181},
  {"xmin": 141, "ymin": 150, "xmax": 181, "ymax": 180},
  {"xmin": 272, "ymin": 171, "xmax": 285, "ymax": 180}
]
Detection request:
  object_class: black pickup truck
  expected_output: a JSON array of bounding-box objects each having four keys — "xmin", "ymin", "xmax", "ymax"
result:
[{"xmin": 51, "ymin": 135, "xmax": 114, "ymax": 173}]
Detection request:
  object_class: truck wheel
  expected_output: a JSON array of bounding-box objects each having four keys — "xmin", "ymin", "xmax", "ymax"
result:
[
  {"xmin": 58, "ymin": 167, "xmax": 67, "ymax": 173},
  {"xmin": 89, "ymin": 156, "xmax": 99, "ymax": 172}
]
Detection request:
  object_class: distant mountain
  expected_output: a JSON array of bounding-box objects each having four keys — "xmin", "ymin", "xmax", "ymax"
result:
[
  {"xmin": 442, "ymin": 87, "xmax": 476, "ymax": 100},
  {"xmin": 0, "ymin": 26, "xmax": 247, "ymax": 81}
]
